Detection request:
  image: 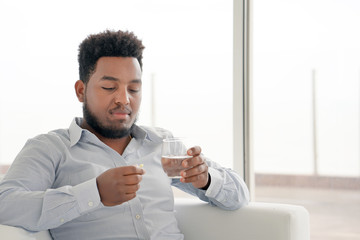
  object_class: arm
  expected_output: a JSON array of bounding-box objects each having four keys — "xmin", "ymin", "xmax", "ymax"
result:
[
  {"xmin": 0, "ymin": 178, "xmax": 100, "ymax": 231},
  {"xmin": 172, "ymin": 146, "xmax": 250, "ymax": 210},
  {"xmin": 0, "ymin": 134, "xmax": 145, "ymax": 232},
  {"xmin": 0, "ymin": 136, "xmax": 101, "ymax": 231}
]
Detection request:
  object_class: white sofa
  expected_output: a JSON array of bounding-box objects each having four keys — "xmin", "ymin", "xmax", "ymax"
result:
[{"xmin": 0, "ymin": 198, "xmax": 310, "ymax": 240}]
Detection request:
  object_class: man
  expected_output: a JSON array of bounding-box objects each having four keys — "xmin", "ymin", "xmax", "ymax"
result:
[{"xmin": 0, "ymin": 30, "xmax": 249, "ymax": 239}]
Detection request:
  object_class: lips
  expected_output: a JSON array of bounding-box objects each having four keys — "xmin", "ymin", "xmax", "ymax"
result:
[{"xmin": 110, "ymin": 107, "xmax": 131, "ymax": 119}]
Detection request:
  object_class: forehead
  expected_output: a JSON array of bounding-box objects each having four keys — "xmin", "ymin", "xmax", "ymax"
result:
[{"xmin": 91, "ymin": 57, "xmax": 142, "ymax": 81}]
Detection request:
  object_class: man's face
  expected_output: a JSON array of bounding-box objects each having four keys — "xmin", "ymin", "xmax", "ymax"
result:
[{"xmin": 76, "ymin": 57, "xmax": 142, "ymax": 139}]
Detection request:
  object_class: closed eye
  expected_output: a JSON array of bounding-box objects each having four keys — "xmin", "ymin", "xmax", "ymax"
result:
[
  {"xmin": 102, "ymin": 87, "xmax": 115, "ymax": 91},
  {"xmin": 129, "ymin": 89, "xmax": 140, "ymax": 93}
]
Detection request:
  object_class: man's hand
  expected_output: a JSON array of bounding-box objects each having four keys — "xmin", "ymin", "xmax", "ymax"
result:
[
  {"xmin": 180, "ymin": 146, "xmax": 210, "ymax": 189},
  {"xmin": 96, "ymin": 166, "xmax": 145, "ymax": 206}
]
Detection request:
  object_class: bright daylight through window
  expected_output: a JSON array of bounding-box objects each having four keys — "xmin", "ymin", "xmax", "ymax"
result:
[
  {"xmin": 0, "ymin": 0, "xmax": 233, "ymax": 174},
  {"xmin": 253, "ymin": 0, "xmax": 360, "ymax": 239}
]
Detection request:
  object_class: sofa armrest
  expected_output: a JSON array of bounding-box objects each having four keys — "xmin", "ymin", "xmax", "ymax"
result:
[
  {"xmin": 174, "ymin": 198, "xmax": 310, "ymax": 240},
  {"xmin": 0, "ymin": 224, "xmax": 52, "ymax": 240},
  {"xmin": 0, "ymin": 198, "xmax": 310, "ymax": 240}
]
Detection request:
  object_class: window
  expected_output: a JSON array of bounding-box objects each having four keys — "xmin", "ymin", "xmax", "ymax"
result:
[
  {"xmin": 253, "ymin": 0, "xmax": 360, "ymax": 239},
  {"xmin": 0, "ymin": 1, "xmax": 235, "ymax": 173}
]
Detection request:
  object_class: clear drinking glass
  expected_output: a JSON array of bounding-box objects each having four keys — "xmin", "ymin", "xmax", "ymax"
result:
[{"xmin": 161, "ymin": 137, "xmax": 191, "ymax": 178}]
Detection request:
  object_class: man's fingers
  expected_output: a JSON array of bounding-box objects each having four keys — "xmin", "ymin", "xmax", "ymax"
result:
[
  {"xmin": 120, "ymin": 174, "xmax": 143, "ymax": 185},
  {"xmin": 180, "ymin": 170, "xmax": 208, "ymax": 183},
  {"xmin": 182, "ymin": 155, "xmax": 204, "ymax": 168},
  {"xmin": 122, "ymin": 184, "xmax": 141, "ymax": 194},
  {"xmin": 120, "ymin": 165, "xmax": 146, "ymax": 176},
  {"xmin": 97, "ymin": 165, "xmax": 145, "ymax": 206},
  {"xmin": 187, "ymin": 146, "xmax": 202, "ymax": 156},
  {"xmin": 182, "ymin": 162, "xmax": 207, "ymax": 178}
]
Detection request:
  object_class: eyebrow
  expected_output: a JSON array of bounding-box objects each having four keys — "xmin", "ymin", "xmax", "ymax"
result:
[
  {"xmin": 101, "ymin": 75, "xmax": 119, "ymax": 81},
  {"xmin": 100, "ymin": 75, "xmax": 142, "ymax": 83}
]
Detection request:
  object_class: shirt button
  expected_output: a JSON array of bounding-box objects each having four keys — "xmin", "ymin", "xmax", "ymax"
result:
[
  {"xmin": 135, "ymin": 214, "xmax": 141, "ymax": 220},
  {"xmin": 88, "ymin": 201, "xmax": 94, "ymax": 207},
  {"xmin": 60, "ymin": 218, "xmax": 65, "ymax": 223}
]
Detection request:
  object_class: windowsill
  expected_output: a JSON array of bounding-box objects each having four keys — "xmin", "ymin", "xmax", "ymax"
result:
[{"xmin": 255, "ymin": 173, "xmax": 360, "ymax": 190}]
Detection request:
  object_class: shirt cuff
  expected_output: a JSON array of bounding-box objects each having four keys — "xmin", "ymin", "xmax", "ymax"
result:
[
  {"xmin": 204, "ymin": 167, "xmax": 223, "ymax": 198},
  {"xmin": 72, "ymin": 178, "xmax": 101, "ymax": 214}
]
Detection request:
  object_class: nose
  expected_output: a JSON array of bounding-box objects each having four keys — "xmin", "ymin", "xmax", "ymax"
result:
[{"xmin": 114, "ymin": 87, "xmax": 130, "ymax": 105}]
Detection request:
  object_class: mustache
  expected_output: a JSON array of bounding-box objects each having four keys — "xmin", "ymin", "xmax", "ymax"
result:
[{"xmin": 109, "ymin": 105, "xmax": 132, "ymax": 114}]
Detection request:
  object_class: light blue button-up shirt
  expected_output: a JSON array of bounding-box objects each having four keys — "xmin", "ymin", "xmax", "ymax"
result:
[{"xmin": 0, "ymin": 118, "xmax": 249, "ymax": 240}]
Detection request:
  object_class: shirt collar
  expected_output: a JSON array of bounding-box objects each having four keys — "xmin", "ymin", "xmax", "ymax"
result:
[{"xmin": 69, "ymin": 117, "xmax": 85, "ymax": 147}]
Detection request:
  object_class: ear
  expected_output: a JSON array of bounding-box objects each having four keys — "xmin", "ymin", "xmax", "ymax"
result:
[{"xmin": 75, "ymin": 80, "xmax": 85, "ymax": 102}]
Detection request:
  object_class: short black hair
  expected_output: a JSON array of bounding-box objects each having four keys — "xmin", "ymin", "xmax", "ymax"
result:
[{"xmin": 78, "ymin": 30, "xmax": 145, "ymax": 84}]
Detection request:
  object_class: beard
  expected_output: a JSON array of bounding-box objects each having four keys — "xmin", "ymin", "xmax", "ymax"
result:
[{"xmin": 82, "ymin": 101, "xmax": 136, "ymax": 139}]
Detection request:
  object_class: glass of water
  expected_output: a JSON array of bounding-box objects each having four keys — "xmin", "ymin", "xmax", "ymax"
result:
[{"xmin": 161, "ymin": 137, "xmax": 191, "ymax": 178}]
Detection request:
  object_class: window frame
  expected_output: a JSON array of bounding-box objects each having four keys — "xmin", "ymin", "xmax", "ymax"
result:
[{"xmin": 233, "ymin": 0, "xmax": 252, "ymax": 193}]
